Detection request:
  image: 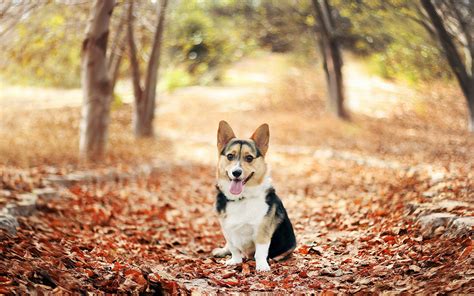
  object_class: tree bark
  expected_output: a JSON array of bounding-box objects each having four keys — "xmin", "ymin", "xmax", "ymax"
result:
[
  {"xmin": 467, "ymin": 85, "xmax": 474, "ymax": 132},
  {"xmin": 79, "ymin": 0, "xmax": 115, "ymax": 161},
  {"xmin": 107, "ymin": 7, "xmax": 127, "ymax": 91},
  {"xmin": 312, "ymin": 0, "xmax": 348, "ymax": 119},
  {"xmin": 127, "ymin": 0, "xmax": 143, "ymax": 107},
  {"xmin": 108, "ymin": 46, "xmax": 124, "ymax": 91},
  {"xmin": 420, "ymin": 0, "xmax": 474, "ymax": 133},
  {"xmin": 128, "ymin": 0, "xmax": 168, "ymax": 138},
  {"xmin": 469, "ymin": 95, "xmax": 474, "ymax": 133}
]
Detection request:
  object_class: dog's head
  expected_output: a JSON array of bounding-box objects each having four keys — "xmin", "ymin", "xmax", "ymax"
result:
[{"xmin": 216, "ymin": 120, "xmax": 269, "ymax": 197}]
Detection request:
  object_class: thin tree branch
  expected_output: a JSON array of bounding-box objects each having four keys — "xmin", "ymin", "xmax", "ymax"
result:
[
  {"xmin": 127, "ymin": 0, "xmax": 143, "ymax": 101},
  {"xmin": 420, "ymin": 0, "xmax": 470, "ymax": 98}
]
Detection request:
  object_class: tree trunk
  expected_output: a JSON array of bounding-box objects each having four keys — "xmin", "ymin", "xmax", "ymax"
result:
[
  {"xmin": 127, "ymin": 0, "xmax": 144, "ymax": 134},
  {"xmin": 468, "ymin": 91, "xmax": 474, "ymax": 133},
  {"xmin": 312, "ymin": 0, "xmax": 347, "ymax": 119},
  {"xmin": 108, "ymin": 7, "xmax": 127, "ymax": 91},
  {"xmin": 108, "ymin": 47, "xmax": 124, "ymax": 91},
  {"xmin": 108, "ymin": 35, "xmax": 125, "ymax": 92},
  {"xmin": 130, "ymin": 0, "xmax": 168, "ymax": 138},
  {"xmin": 420, "ymin": 0, "xmax": 474, "ymax": 133},
  {"xmin": 79, "ymin": 0, "xmax": 115, "ymax": 161}
]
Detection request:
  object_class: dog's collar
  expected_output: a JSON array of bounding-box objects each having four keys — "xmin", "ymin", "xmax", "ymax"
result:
[{"xmin": 226, "ymin": 196, "xmax": 246, "ymax": 202}]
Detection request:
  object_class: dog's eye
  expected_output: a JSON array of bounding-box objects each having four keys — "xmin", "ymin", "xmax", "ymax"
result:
[
  {"xmin": 245, "ymin": 155, "xmax": 254, "ymax": 163},
  {"xmin": 226, "ymin": 154, "xmax": 234, "ymax": 161}
]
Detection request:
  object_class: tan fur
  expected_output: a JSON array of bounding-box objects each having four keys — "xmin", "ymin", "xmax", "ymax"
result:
[
  {"xmin": 256, "ymin": 205, "xmax": 280, "ymax": 244},
  {"xmin": 217, "ymin": 141, "xmax": 268, "ymax": 186},
  {"xmin": 217, "ymin": 121, "xmax": 235, "ymax": 153},
  {"xmin": 251, "ymin": 123, "xmax": 269, "ymax": 156},
  {"xmin": 270, "ymin": 246, "xmax": 296, "ymax": 262},
  {"xmin": 241, "ymin": 241, "xmax": 256, "ymax": 258}
]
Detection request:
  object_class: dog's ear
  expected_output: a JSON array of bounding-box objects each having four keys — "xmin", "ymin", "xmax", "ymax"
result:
[
  {"xmin": 217, "ymin": 120, "xmax": 236, "ymax": 153},
  {"xmin": 251, "ymin": 123, "xmax": 269, "ymax": 156}
]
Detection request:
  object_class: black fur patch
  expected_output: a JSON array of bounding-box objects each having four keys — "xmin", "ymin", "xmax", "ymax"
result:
[
  {"xmin": 265, "ymin": 188, "xmax": 297, "ymax": 259},
  {"xmin": 220, "ymin": 139, "xmax": 262, "ymax": 158},
  {"xmin": 215, "ymin": 187, "xmax": 228, "ymax": 214}
]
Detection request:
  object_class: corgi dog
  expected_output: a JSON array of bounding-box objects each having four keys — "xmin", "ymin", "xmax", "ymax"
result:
[{"xmin": 212, "ymin": 121, "xmax": 296, "ymax": 271}]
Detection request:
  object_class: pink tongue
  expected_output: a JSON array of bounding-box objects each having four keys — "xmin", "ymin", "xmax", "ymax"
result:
[{"xmin": 230, "ymin": 180, "xmax": 244, "ymax": 195}]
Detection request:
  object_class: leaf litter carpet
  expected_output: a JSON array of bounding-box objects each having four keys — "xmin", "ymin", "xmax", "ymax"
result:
[{"xmin": 1, "ymin": 152, "xmax": 472, "ymax": 294}]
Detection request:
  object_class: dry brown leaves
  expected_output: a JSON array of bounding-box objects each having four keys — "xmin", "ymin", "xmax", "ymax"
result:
[{"xmin": 0, "ymin": 160, "xmax": 472, "ymax": 294}]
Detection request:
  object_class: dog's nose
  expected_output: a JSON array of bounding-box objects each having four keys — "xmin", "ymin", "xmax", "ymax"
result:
[{"xmin": 232, "ymin": 169, "xmax": 242, "ymax": 178}]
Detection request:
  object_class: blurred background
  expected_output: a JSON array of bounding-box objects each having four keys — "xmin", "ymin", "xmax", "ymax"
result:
[
  {"xmin": 1, "ymin": 2, "xmax": 473, "ymax": 293},
  {"xmin": 0, "ymin": 0, "xmax": 473, "ymax": 167}
]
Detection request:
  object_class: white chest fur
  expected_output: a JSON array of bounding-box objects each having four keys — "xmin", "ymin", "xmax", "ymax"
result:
[
  {"xmin": 217, "ymin": 172, "xmax": 272, "ymax": 257},
  {"xmin": 216, "ymin": 171, "xmax": 274, "ymax": 270},
  {"xmin": 221, "ymin": 196, "xmax": 269, "ymax": 254}
]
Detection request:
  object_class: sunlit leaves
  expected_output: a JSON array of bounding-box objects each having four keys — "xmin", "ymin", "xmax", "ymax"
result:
[{"xmin": 1, "ymin": 4, "xmax": 86, "ymax": 87}]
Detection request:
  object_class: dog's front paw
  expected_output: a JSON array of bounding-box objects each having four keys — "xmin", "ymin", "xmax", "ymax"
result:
[
  {"xmin": 212, "ymin": 247, "xmax": 230, "ymax": 258},
  {"xmin": 225, "ymin": 257, "xmax": 242, "ymax": 265},
  {"xmin": 256, "ymin": 260, "xmax": 271, "ymax": 272}
]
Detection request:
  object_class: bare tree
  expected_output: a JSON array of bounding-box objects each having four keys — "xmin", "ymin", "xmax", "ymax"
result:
[
  {"xmin": 311, "ymin": 0, "xmax": 348, "ymax": 119},
  {"xmin": 79, "ymin": 0, "xmax": 115, "ymax": 161},
  {"xmin": 420, "ymin": 0, "xmax": 474, "ymax": 132},
  {"xmin": 127, "ymin": 0, "xmax": 168, "ymax": 137}
]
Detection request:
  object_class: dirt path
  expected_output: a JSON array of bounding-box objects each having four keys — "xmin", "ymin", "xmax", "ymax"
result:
[{"xmin": 0, "ymin": 53, "xmax": 418, "ymax": 116}]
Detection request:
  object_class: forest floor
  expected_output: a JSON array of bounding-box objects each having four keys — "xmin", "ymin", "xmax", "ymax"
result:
[{"xmin": 0, "ymin": 53, "xmax": 473, "ymax": 294}]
